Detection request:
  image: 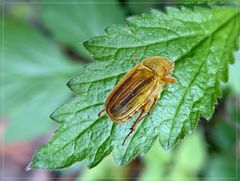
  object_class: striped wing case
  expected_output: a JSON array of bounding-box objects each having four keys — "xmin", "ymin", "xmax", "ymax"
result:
[{"xmin": 105, "ymin": 64, "xmax": 158, "ymax": 122}]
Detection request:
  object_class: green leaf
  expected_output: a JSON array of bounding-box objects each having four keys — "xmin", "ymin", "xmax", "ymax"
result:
[
  {"xmin": 205, "ymin": 154, "xmax": 237, "ymax": 178},
  {"xmin": 139, "ymin": 131, "xmax": 206, "ymax": 181},
  {"xmin": 227, "ymin": 51, "xmax": 240, "ymax": 95},
  {"xmin": 1, "ymin": 18, "xmax": 80, "ymax": 142},
  {"xmin": 127, "ymin": 0, "xmax": 160, "ymax": 14},
  {"xmin": 78, "ymin": 156, "xmax": 126, "ymax": 181},
  {"xmin": 30, "ymin": 7, "xmax": 240, "ymax": 169},
  {"xmin": 170, "ymin": 131, "xmax": 206, "ymax": 176},
  {"xmin": 40, "ymin": 0, "xmax": 125, "ymax": 58}
]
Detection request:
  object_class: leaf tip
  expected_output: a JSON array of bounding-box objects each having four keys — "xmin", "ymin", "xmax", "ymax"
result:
[
  {"xmin": 160, "ymin": 139, "xmax": 172, "ymax": 152},
  {"xmin": 66, "ymin": 80, "xmax": 71, "ymax": 89},
  {"xmin": 66, "ymin": 78, "xmax": 79, "ymax": 94},
  {"xmin": 86, "ymin": 162, "xmax": 96, "ymax": 169},
  {"xmin": 83, "ymin": 40, "xmax": 90, "ymax": 50},
  {"xmin": 25, "ymin": 163, "xmax": 32, "ymax": 171},
  {"xmin": 162, "ymin": 144, "xmax": 169, "ymax": 152},
  {"xmin": 82, "ymin": 40, "xmax": 87, "ymax": 46},
  {"xmin": 50, "ymin": 111, "xmax": 57, "ymax": 122}
]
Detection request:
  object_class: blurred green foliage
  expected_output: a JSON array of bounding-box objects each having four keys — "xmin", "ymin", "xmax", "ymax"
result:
[
  {"xmin": 1, "ymin": 0, "xmax": 126, "ymax": 142},
  {"xmin": 79, "ymin": 156, "xmax": 128, "ymax": 181},
  {"xmin": 140, "ymin": 131, "xmax": 206, "ymax": 181},
  {"xmin": 1, "ymin": 18, "xmax": 80, "ymax": 142},
  {"xmin": 40, "ymin": 0, "xmax": 125, "ymax": 58},
  {"xmin": 227, "ymin": 51, "xmax": 240, "ymax": 96},
  {"xmin": 126, "ymin": 0, "xmax": 160, "ymax": 14}
]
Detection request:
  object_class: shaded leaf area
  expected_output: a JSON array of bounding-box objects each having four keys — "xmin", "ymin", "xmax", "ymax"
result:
[
  {"xmin": 31, "ymin": 7, "xmax": 240, "ymax": 169},
  {"xmin": 127, "ymin": 0, "xmax": 160, "ymax": 14},
  {"xmin": 40, "ymin": 0, "xmax": 125, "ymax": 58},
  {"xmin": 226, "ymin": 51, "xmax": 240, "ymax": 95},
  {"xmin": 0, "ymin": 19, "xmax": 80, "ymax": 142},
  {"xmin": 139, "ymin": 131, "xmax": 206, "ymax": 180}
]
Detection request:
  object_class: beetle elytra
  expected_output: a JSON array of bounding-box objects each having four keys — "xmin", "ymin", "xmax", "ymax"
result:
[{"xmin": 98, "ymin": 56, "xmax": 176, "ymax": 145}]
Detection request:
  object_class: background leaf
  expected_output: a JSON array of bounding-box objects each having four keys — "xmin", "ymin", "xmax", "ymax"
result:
[
  {"xmin": 1, "ymin": 18, "xmax": 80, "ymax": 142},
  {"xmin": 126, "ymin": 0, "xmax": 160, "ymax": 14},
  {"xmin": 30, "ymin": 7, "xmax": 240, "ymax": 169},
  {"xmin": 227, "ymin": 51, "xmax": 240, "ymax": 95},
  {"xmin": 40, "ymin": 0, "xmax": 125, "ymax": 58},
  {"xmin": 78, "ymin": 156, "xmax": 127, "ymax": 181},
  {"xmin": 139, "ymin": 131, "xmax": 206, "ymax": 181}
]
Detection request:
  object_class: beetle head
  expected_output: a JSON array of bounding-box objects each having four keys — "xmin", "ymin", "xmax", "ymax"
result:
[{"xmin": 143, "ymin": 56, "xmax": 174, "ymax": 77}]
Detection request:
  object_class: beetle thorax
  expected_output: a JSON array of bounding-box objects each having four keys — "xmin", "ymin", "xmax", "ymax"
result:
[{"xmin": 143, "ymin": 56, "xmax": 174, "ymax": 77}]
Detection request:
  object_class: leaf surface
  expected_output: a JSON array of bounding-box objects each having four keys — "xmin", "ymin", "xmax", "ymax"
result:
[
  {"xmin": 31, "ymin": 7, "xmax": 240, "ymax": 169},
  {"xmin": 1, "ymin": 19, "xmax": 80, "ymax": 142},
  {"xmin": 40, "ymin": 0, "xmax": 125, "ymax": 58}
]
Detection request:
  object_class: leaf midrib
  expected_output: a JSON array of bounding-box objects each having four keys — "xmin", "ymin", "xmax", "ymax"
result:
[
  {"xmin": 83, "ymin": 13, "xmax": 239, "ymax": 91},
  {"xmin": 88, "ymin": 34, "xmax": 201, "ymax": 49},
  {"xmin": 117, "ymin": 11, "xmax": 239, "ymax": 164},
  {"xmin": 43, "ymin": 116, "xmax": 108, "ymax": 160},
  {"xmin": 52, "ymin": 102, "xmax": 103, "ymax": 121},
  {"xmin": 166, "ymin": 13, "xmax": 238, "ymax": 146}
]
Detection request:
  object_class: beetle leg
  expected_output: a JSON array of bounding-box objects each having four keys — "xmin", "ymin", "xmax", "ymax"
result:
[
  {"xmin": 139, "ymin": 96, "xmax": 158, "ymax": 121},
  {"xmin": 122, "ymin": 104, "xmax": 148, "ymax": 145},
  {"xmin": 162, "ymin": 76, "xmax": 176, "ymax": 84},
  {"xmin": 146, "ymin": 96, "xmax": 158, "ymax": 115},
  {"xmin": 98, "ymin": 108, "xmax": 106, "ymax": 117}
]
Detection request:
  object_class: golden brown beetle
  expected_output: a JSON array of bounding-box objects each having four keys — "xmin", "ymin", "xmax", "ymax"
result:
[{"xmin": 98, "ymin": 56, "xmax": 176, "ymax": 144}]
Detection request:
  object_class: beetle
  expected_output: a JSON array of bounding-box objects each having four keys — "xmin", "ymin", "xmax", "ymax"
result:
[{"xmin": 98, "ymin": 56, "xmax": 176, "ymax": 145}]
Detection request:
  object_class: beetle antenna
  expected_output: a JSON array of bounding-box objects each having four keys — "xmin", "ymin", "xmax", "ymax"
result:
[{"xmin": 122, "ymin": 128, "xmax": 134, "ymax": 145}]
